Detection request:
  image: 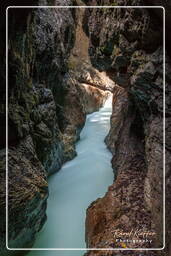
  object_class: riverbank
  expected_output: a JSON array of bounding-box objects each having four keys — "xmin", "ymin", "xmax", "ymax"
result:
[{"xmin": 28, "ymin": 95, "xmax": 114, "ymax": 255}]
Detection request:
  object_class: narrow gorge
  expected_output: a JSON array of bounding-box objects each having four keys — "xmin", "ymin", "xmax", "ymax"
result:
[{"xmin": 0, "ymin": 1, "xmax": 171, "ymax": 256}]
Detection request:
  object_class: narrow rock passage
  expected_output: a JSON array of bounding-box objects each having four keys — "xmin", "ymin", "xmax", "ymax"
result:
[{"xmin": 28, "ymin": 95, "xmax": 114, "ymax": 256}]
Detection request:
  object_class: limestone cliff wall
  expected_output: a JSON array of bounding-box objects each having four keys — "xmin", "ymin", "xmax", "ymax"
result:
[
  {"xmin": 83, "ymin": 1, "xmax": 171, "ymax": 255},
  {"xmin": 0, "ymin": 1, "xmax": 76, "ymax": 253},
  {"xmin": 0, "ymin": 0, "xmax": 170, "ymax": 255},
  {"xmin": 0, "ymin": 0, "xmax": 110, "ymax": 253}
]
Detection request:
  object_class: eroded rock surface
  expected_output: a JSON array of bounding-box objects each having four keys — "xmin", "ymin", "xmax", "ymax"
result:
[
  {"xmin": 83, "ymin": 1, "xmax": 171, "ymax": 255},
  {"xmin": 0, "ymin": 0, "xmax": 112, "ymax": 253},
  {"xmin": 0, "ymin": 0, "xmax": 170, "ymax": 255}
]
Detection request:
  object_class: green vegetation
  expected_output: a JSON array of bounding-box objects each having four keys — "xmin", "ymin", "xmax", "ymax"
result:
[
  {"xmin": 112, "ymin": 46, "xmax": 121, "ymax": 57},
  {"xmin": 67, "ymin": 59, "xmax": 77, "ymax": 70},
  {"xmin": 104, "ymin": 2, "xmax": 118, "ymax": 6},
  {"xmin": 110, "ymin": 2, "xmax": 118, "ymax": 6},
  {"xmin": 99, "ymin": 38, "xmax": 117, "ymax": 56},
  {"xmin": 101, "ymin": 2, "xmax": 118, "ymax": 14}
]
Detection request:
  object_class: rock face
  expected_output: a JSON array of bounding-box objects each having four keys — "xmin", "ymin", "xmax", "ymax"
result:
[
  {"xmin": 0, "ymin": 0, "xmax": 111, "ymax": 254},
  {"xmin": 0, "ymin": 0, "xmax": 170, "ymax": 255},
  {"xmin": 83, "ymin": 1, "xmax": 171, "ymax": 255},
  {"xmin": 0, "ymin": 1, "xmax": 76, "ymax": 253}
]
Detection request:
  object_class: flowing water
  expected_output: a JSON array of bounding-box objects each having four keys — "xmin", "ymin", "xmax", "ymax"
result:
[{"xmin": 28, "ymin": 95, "xmax": 114, "ymax": 256}]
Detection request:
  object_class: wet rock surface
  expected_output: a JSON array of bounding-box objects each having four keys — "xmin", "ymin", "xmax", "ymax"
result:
[
  {"xmin": 1, "ymin": 0, "xmax": 77, "ymax": 253},
  {"xmin": 83, "ymin": 1, "xmax": 171, "ymax": 255},
  {"xmin": 0, "ymin": 0, "xmax": 112, "ymax": 253},
  {"xmin": 0, "ymin": 0, "xmax": 170, "ymax": 255}
]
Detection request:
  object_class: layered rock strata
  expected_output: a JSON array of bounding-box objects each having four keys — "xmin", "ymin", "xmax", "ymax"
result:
[
  {"xmin": 0, "ymin": 0, "xmax": 170, "ymax": 255},
  {"xmin": 83, "ymin": 1, "xmax": 171, "ymax": 255},
  {"xmin": 0, "ymin": 0, "xmax": 112, "ymax": 253}
]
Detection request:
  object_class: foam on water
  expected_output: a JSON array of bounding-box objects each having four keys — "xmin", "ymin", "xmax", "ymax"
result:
[{"xmin": 28, "ymin": 95, "xmax": 114, "ymax": 256}]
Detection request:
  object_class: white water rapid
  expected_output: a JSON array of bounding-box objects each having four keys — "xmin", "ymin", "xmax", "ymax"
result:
[{"xmin": 28, "ymin": 95, "xmax": 114, "ymax": 256}]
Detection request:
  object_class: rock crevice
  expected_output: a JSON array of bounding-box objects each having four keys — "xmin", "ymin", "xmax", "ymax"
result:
[
  {"xmin": 0, "ymin": 1, "xmax": 170, "ymax": 255},
  {"xmin": 83, "ymin": 1, "xmax": 170, "ymax": 255},
  {"xmin": 0, "ymin": 0, "xmax": 113, "ymax": 253}
]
